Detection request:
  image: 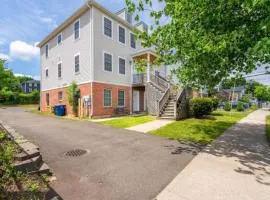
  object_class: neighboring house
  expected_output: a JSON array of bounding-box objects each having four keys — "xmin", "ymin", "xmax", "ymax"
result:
[
  {"xmin": 38, "ymin": 0, "xmax": 190, "ymax": 119},
  {"xmin": 21, "ymin": 80, "xmax": 40, "ymax": 93},
  {"xmin": 217, "ymin": 86, "xmax": 246, "ymax": 101}
]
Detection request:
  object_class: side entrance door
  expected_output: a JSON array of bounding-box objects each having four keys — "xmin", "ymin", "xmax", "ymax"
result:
[{"xmin": 133, "ymin": 90, "xmax": 140, "ymax": 112}]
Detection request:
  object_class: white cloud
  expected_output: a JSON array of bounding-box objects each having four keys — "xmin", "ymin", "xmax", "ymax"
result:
[
  {"xmin": 0, "ymin": 53, "xmax": 10, "ymax": 61},
  {"xmin": 14, "ymin": 73, "xmax": 40, "ymax": 80},
  {"xmin": 9, "ymin": 41, "xmax": 39, "ymax": 61}
]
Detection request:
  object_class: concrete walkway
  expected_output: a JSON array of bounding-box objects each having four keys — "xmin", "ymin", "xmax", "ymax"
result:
[
  {"xmin": 156, "ymin": 109, "xmax": 270, "ymax": 200},
  {"xmin": 126, "ymin": 119, "xmax": 174, "ymax": 133}
]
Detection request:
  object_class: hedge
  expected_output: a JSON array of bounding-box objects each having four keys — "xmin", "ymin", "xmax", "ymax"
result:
[
  {"xmin": 0, "ymin": 90, "xmax": 39, "ymax": 104},
  {"xmin": 189, "ymin": 98, "xmax": 213, "ymax": 118}
]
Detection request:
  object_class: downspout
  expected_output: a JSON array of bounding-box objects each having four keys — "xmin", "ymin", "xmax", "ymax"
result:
[{"xmin": 86, "ymin": 0, "xmax": 94, "ymax": 118}]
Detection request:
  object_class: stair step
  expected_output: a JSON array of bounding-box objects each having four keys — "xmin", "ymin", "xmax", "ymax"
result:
[
  {"xmin": 14, "ymin": 155, "xmax": 42, "ymax": 173},
  {"xmin": 15, "ymin": 149, "xmax": 40, "ymax": 161},
  {"xmin": 29, "ymin": 162, "xmax": 51, "ymax": 175},
  {"xmin": 160, "ymin": 116, "xmax": 175, "ymax": 119}
]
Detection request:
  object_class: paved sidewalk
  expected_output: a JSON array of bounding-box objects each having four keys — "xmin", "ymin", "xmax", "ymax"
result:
[
  {"xmin": 126, "ymin": 119, "xmax": 174, "ymax": 133},
  {"xmin": 156, "ymin": 110, "xmax": 270, "ymax": 200}
]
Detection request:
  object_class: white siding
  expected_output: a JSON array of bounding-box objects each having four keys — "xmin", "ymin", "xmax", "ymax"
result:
[
  {"xmin": 40, "ymin": 10, "xmax": 92, "ymax": 91},
  {"xmin": 92, "ymin": 7, "xmax": 141, "ymax": 86}
]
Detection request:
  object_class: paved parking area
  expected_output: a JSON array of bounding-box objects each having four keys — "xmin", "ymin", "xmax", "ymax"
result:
[{"xmin": 0, "ymin": 107, "xmax": 198, "ymax": 200}]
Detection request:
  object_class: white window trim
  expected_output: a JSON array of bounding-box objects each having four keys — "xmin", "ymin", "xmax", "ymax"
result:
[
  {"xmin": 74, "ymin": 52, "xmax": 80, "ymax": 75},
  {"xmin": 118, "ymin": 89, "xmax": 125, "ymax": 107},
  {"xmin": 57, "ymin": 32, "xmax": 63, "ymax": 46},
  {"xmin": 74, "ymin": 19, "xmax": 80, "ymax": 40},
  {"xmin": 103, "ymin": 15, "xmax": 113, "ymax": 40},
  {"xmin": 103, "ymin": 89, "xmax": 112, "ymax": 107},
  {"xmin": 58, "ymin": 91, "xmax": 63, "ymax": 102},
  {"xmin": 103, "ymin": 51, "xmax": 113, "ymax": 73},
  {"xmin": 57, "ymin": 61, "xmax": 62, "ymax": 79},
  {"xmin": 117, "ymin": 24, "xmax": 126, "ymax": 45},
  {"xmin": 118, "ymin": 56, "xmax": 126, "ymax": 76},
  {"xmin": 130, "ymin": 32, "xmax": 136, "ymax": 49},
  {"xmin": 45, "ymin": 43, "xmax": 49, "ymax": 58}
]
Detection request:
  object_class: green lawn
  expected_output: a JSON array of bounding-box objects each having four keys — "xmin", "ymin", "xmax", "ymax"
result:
[
  {"xmin": 98, "ymin": 115, "xmax": 156, "ymax": 128},
  {"xmin": 150, "ymin": 111, "xmax": 251, "ymax": 144},
  {"xmin": 266, "ymin": 116, "xmax": 270, "ymax": 142}
]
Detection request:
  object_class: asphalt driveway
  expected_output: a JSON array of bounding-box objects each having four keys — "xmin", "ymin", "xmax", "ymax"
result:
[{"xmin": 0, "ymin": 107, "xmax": 197, "ymax": 200}]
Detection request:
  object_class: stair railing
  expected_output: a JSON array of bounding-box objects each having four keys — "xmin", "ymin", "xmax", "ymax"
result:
[
  {"xmin": 174, "ymin": 88, "xmax": 184, "ymax": 118},
  {"xmin": 157, "ymin": 86, "xmax": 170, "ymax": 116}
]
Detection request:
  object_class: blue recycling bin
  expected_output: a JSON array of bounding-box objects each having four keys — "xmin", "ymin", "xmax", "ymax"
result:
[{"xmin": 54, "ymin": 105, "xmax": 66, "ymax": 116}]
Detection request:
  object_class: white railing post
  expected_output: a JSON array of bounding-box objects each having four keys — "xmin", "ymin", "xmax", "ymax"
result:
[{"xmin": 147, "ymin": 53, "xmax": 150, "ymax": 82}]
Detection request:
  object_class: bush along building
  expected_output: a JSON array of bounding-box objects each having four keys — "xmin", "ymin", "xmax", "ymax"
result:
[{"xmin": 37, "ymin": 0, "xmax": 191, "ymax": 119}]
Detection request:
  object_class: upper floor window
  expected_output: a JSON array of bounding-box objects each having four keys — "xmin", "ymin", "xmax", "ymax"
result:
[
  {"xmin": 118, "ymin": 90, "xmax": 125, "ymax": 107},
  {"xmin": 58, "ymin": 63, "xmax": 62, "ymax": 78},
  {"xmin": 58, "ymin": 91, "xmax": 63, "ymax": 102},
  {"xmin": 130, "ymin": 33, "xmax": 136, "ymax": 49},
  {"xmin": 119, "ymin": 57, "xmax": 126, "ymax": 75},
  {"xmin": 119, "ymin": 26, "xmax": 125, "ymax": 44},
  {"xmin": 104, "ymin": 52, "xmax": 112, "ymax": 72},
  {"xmin": 104, "ymin": 17, "xmax": 112, "ymax": 38},
  {"xmin": 45, "ymin": 44, "xmax": 49, "ymax": 58},
  {"xmin": 45, "ymin": 69, "xmax": 49, "ymax": 77},
  {"xmin": 57, "ymin": 33, "xmax": 62, "ymax": 45},
  {"xmin": 104, "ymin": 89, "xmax": 112, "ymax": 107},
  {"xmin": 74, "ymin": 54, "xmax": 80, "ymax": 73},
  {"xmin": 74, "ymin": 20, "xmax": 80, "ymax": 40}
]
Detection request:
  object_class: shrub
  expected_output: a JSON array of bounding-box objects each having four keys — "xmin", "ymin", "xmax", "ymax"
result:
[
  {"xmin": 240, "ymin": 96, "xmax": 250, "ymax": 103},
  {"xmin": 67, "ymin": 82, "xmax": 80, "ymax": 116},
  {"xmin": 189, "ymin": 98, "xmax": 213, "ymax": 118},
  {"xmin": 236, "ymin": 102, "xmax": 245, "ymax": 112},
  {"xmin": 211, "ymin": 98, "xmax": 220, "ymax": 110},
  {"xmin": 249, "ymin": 105, "xmax": 258, "ymax": 111},
  {"xmin": 224, "ymin": 102, "xmax": 232, "ymax": 111}
]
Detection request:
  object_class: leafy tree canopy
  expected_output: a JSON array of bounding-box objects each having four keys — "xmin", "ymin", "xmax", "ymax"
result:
[
  {"xmin": 254, "ymin": 85, "xmax": 270, "ymax": 101},
  {"xmin": 0, "ymin": 59, "xmax": 21, "ymax": 92},
  {"xmin": 126, "ymin": 0, "xmax": 270, "ymax": 89},
  {"xmin": 245, "ymin": 80, "xmax": 262, "ymax": 95},
  {"xmin": 221, "ymin": 76, "xmax": 247, "ymax": 89}
]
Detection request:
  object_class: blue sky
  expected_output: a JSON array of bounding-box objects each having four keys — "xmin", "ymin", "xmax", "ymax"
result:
[
  {"xmin": 0, "ymin": 0, "xmax": 126, "ymax": 80},
  {"xmin": 0, "ymin": 0, "xmax": 269, "ymax": 85}
]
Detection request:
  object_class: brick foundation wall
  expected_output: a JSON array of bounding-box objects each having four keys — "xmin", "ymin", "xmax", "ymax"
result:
[
  {"xmin": 92, "ymin": 82, "xmax": 131, "ymax": 117},
  {"xmin": 41, "ymin": 82, "xmax": 131, "ymax": 118},
  {"xmin": 40, "ymin": 83, "xmax": 91, "ymax": 115}
]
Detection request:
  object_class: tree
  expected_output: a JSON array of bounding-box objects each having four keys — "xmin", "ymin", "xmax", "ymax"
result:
[
  {"xmin": 126, "ymin": 0, "xmax": 270, "ymax": 89},
  {"xmin": 0, "ymin": 59, "xmax": 21, "ymax": 92},
  {"xmin": 245, "ymin": 80, "xmax": 262, "ymax": 96},
  {"xmin": 221, "ymin": 76, "xmax": 247, "ymax": 89},
  {"xmin": 67, "ymin": 82, "xmax": 80, "ymax": 116},
  {"xmin": 254, "ymin": 85, "xmax": 270, "ymax": 101}
]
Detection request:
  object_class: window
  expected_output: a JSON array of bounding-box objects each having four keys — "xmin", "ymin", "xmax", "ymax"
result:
[
  {"xmin": 74, "ymin": 20, "xmax": 80, "ymax": 40},
  {"xmin": 104, "ymin": 17, "xmax": 112, "ymax": 37},
  {"xmin": 57, "ymin": 33, "xmax": 62, "ymax": 45},
  {"xmin": 74, "ymin": 54, "xmax": 80, "ymax": 73},
  {"xmin": 104, "ymin": 89, "xmax": 112, "ymax": 107},
  {"xmin": 46, "ymin": 93, "xmax": 49, "ymax": 106},
  {"xmin": 130, "ymin": 33, "xmax": 136, "ymax": 49},
  {"xmin": 45, "ymin": 69, "xmax": 49, "ymax": 77},
  {"xmin": 45, "ymin": 44, "xmax": 49, "ymax": 58},
  {"xmin": 58, "ymin": 91, "xmax": 63, "ymax": 102},
  {"xmin": 118, "ymin": 90, "xmax": 125, "ymax": 106},
  {"xmin": 58, "ymin": 63, "xmax": 62, "ymax": 78},
  {"xmin": 104, "ymin": 52, "xmax": 112, "ymax": 72},
  {"xmin": 119, "ymin": 57, "xmax": 125, "ymax": 75},
  {"xmin": 119, "ymin": 26, "xmax": 125, "ymax": 44}
]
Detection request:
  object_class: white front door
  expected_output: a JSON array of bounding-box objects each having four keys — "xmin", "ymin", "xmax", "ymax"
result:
[{"xmin": 133, "ymin": 90, "xmax": 140, "ymax": 112}]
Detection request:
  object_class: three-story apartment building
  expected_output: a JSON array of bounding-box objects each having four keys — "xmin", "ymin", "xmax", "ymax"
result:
[{"xmin": 38, "ymin": 0, "xmax": 172, "ymax": 118}]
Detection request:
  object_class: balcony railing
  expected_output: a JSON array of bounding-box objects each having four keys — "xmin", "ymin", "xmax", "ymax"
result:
[{"xmin": 132, "ymin": 73, "xmax": 147, "ymax": 85}]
